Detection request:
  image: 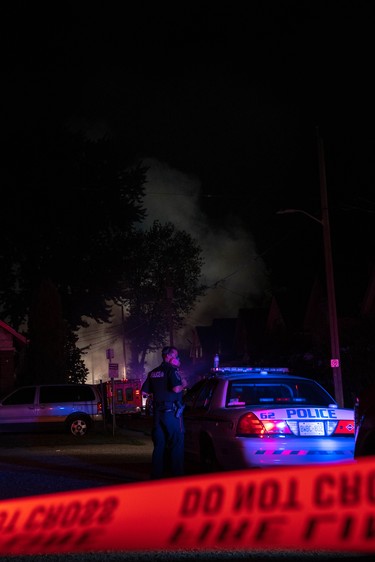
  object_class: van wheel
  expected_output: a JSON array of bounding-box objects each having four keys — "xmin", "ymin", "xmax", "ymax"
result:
[{"xmin": 67, "ymin": 415, "xmax": 91, "ymax": 437}]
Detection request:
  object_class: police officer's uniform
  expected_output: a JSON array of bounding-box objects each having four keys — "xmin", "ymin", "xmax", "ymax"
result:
[{"xmin": 142, "ymin": 360, "xmax": 184, "ymax": 479}]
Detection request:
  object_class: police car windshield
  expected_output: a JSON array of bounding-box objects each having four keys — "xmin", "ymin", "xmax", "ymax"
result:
[{"xmin": 227, "ymin": 378, "xmax": 336, "ymax": 407}]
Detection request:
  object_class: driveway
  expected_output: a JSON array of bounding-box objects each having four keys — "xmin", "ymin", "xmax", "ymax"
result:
[{"xmin": 0, "ymin": 423, "xmax": 153, "ymax": 500}]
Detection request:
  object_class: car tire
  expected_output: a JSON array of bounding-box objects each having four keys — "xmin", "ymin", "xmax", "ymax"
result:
[
  {"xmin": 199, "ymin": 435, "xmax": 221, "ymax": 472},
  {"xmin": 67, "ymin": 414, "xmax": 91, "ymax": 437}
]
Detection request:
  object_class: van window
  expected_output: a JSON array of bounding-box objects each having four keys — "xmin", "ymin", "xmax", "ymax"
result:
[
  {"xmin": 125, "ymin": 388, "xmax": 134, "ymax": 402},
  {"xmin": 2, "ymin": 387, "xmax": 36, "ymax": 406}
]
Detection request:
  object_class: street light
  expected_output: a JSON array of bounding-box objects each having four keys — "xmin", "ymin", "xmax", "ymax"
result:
[
  {"xmin": 277, "ymin": 208, "xmax": 322, "ymax": 225},
  {"xmin": 277, "ymin": 131, "xmax": 344, "ymax": 407}
]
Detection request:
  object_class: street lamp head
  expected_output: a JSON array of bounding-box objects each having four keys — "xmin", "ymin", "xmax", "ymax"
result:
[
  {"xmin": 277, "ymin": 209, "xmax": 298, "ymax": 216},
  {"xmin": 276, "ymin": 208, "xmax": 323, "ymax": 225}
]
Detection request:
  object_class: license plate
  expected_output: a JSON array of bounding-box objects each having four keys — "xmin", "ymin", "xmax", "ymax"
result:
[{"xmin": 299, "ymin": 421, "xmax": 325, "ymax": 436}]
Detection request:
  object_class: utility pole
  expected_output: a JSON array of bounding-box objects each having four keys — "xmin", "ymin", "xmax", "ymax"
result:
[
  {"xmin": 276, "ymin": 131, "xmax": 345, "ymax": 407},
  {"xmin": 121, "ymin": 305, "xmax": 127, "ymax": 379},
  {"xmin": 166, "ymin": 285, "xmax": 174, "ymax": 346},
  {"xmin": 106, "ymin": 348, "xmax": 116, "ymax": 435},
  {"xmin": 317, "ymin": 128, "xmax": 344, "ymax": 407}
]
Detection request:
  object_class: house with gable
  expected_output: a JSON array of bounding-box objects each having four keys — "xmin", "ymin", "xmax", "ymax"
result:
[{"xmin": 0, "ymin": 320, "xmax": 28, "ymax": 396}]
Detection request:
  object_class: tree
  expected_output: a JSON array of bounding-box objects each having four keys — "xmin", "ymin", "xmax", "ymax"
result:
[
  {"xmin": 64, "ymin": 330, "xmax": 90, "ymax": 385},
  {"xmin": 23, "ymin": 278, "xmax": 66, "ymax": 385},
  {"xmin": 116, "ymin": 220, "xmax": 207, "ymax": 377},
  {"xmin": 1, "ymin": 128, "xmax": 147, "ymax": 380},
  {"xmin": 19, "ymin": 279, "xmax": 89, "ymax": 385}
]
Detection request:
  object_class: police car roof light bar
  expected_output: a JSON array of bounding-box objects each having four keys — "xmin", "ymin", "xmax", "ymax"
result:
[{"xmin": 210, "ymin": 367, "xmax": 290, "ymax": 374}]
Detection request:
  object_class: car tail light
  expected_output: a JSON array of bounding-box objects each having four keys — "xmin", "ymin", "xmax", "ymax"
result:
[
  {"xmin": 332, "ymin": 420, "xmax": 354, "ymax": 435},
  {"xmin": 236, "ymin": 413, "xmax": 292, "ymax": 436},
  {"xmin": 237, "ymin": 413, "xmax": 354, "ymax": 437},
  {"xmin": 97, "ymin": 401, "xmax": 103, "ymax": 414}
]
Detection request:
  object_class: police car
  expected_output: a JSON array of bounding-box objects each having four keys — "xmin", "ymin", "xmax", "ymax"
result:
[{"xmin": 183, "ymin": 366, "xmax": 355, "ymax": 471}]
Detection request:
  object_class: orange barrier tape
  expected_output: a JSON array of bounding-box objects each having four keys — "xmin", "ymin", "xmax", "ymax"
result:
[{"xmin": 0, "ymin": 458, "xmax": 375, "ymax": 556}]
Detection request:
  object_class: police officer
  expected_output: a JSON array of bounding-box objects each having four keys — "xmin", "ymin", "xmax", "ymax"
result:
[{"xmin": 141, "ymin": 346, "xmax": 185, "ymax": 479}]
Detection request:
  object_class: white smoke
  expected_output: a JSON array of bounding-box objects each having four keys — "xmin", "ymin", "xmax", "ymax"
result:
[
  {"xmin": 142, "ymin": 157, "xmax": 268, "ymax": 339},
  {"xmin": 80, "ymin": 157, "xmax": 268, "ymax": 379}
]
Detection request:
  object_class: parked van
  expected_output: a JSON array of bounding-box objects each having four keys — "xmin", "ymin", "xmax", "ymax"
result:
[{"xmin": 0, "ymin": 384, "xmax": 103, "ymax": 436}]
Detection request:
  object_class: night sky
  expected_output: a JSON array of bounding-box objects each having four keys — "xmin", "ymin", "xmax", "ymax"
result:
[{"xmin": 5, "ymin": 2, "xmax": 375, "ymax": 343}]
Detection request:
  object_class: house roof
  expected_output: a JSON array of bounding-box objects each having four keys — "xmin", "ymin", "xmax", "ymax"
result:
[{"xmin": 0, "ymin": 320, "xmax": 28, "ymax": 345}]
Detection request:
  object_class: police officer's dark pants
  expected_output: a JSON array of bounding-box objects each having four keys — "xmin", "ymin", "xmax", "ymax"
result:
[{"xmin": 151, "ymin": 411, "xmax": 184, "ymax": 479}]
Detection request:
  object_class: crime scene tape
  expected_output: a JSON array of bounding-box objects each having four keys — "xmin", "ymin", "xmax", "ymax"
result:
[{"xmin": 0, "ymin": 458, "xmax": 375, "ymax": 556}]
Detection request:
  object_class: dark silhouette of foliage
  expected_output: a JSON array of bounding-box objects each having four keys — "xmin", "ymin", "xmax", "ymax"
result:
[
  {"xmin": 1, "ymin": 128, "xmax": 147, "ymax": 382},
  {"xmin": 115, "ymin": 220, "xmax": 207, "ymax": 377}
]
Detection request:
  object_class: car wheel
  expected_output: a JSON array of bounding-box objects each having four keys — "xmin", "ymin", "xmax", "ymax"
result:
[
  {"xmin": 199, "ymin": 436, "xmax": 221, "ymax": 472},
  {"xmin": 67, "ymin": 415, "xmax": 91, "ymax": 437}
]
